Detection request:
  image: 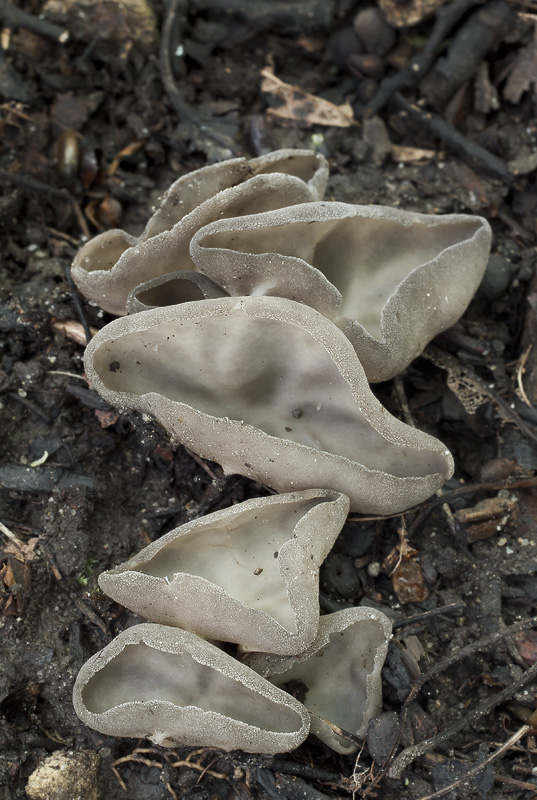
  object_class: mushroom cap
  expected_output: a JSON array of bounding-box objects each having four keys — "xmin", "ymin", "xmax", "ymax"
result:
[
  {"xmin": 247, "ymin": 606, "xmax": 393, "ymax": 754},
  {"xmin": 84, "ymin": 295, "xmax": 454, "ymax": 513},
  {"xmin": 71, "ymin": 150, "xmax": 328, "ymax": 316},
  {"xmin": 73, "ymin": 623, "xmax": 310, "ymax": 753},
  {"xmin": 190, "ymin": 201, "xmax": 492, "ymax": 381},
  {"xmin": 99, "ymin": 489, "xmax": 350, "ymax": 654}
]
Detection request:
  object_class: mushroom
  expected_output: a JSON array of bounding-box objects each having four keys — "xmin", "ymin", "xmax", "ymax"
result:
[
  {"xmin": 84, "ymin": 295, "xmax": 454, "ymax": 514},
  {"xmin": 98, "ymin": 489, "xmax": 349, "ymax": 655},
  {"xmin": 71, "ymin": 150, "xmax": 328, "ymax": 316},
  {"xmin": 126, "ymin": 270, "xmax": 228, "ymax": 314},
  {"xmin": 246, "ymin": 606, "xmax": 392, "ymax": 754},
  {"xmin": 189, "ymin": 201, "xmax": 492, "ymax": 381},
  {"xmin": 72, "ymin": 623, "xmax": 310, "ymax": 754}
]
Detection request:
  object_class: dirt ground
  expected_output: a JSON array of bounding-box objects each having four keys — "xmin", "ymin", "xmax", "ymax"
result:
[{"xmin": 1, "ymin": 1, "xmax": 537, "ymax": 798}]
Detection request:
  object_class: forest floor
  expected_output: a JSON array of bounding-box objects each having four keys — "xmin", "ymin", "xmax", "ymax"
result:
[{"xmin": 1, "ymin": 1, "xmax": 537, "ymax": 798}]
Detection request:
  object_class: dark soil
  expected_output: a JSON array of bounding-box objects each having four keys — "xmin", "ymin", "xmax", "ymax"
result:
[{"xmin": 1, "ymin": 1, "xmax": 537, "ymax": 799}]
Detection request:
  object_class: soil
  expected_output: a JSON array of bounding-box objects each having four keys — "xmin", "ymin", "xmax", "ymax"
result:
[{"xmin": 1, "ymin": 1, "xmax": 537, "ymax": 799}]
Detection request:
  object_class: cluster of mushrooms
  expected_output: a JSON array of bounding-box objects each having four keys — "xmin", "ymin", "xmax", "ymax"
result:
[{"xmin": 71, "ymin": 149, "xmax": 492, "ymax": 755}]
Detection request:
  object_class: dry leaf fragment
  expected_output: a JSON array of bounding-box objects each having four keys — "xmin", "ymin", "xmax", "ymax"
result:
[
  {"xmin": 391, "ymin": 144, "xmax": 437, "ymax": 163},
  {"xmin": 1, "ymin": 554, "xmax": 32, "ymax": 615},
  {"xmin": 379, "ymin": 0, "xmax": 449, "ymax": 27},
  {"xmin": 513, "ymin": 630, "xmax": 537, "ymax": 665},
  {"xmin": 94, "ymin": 408, "xmax": 119, "ymax": 428},
  {"xmin": 503, "ymin": 28, "xmax": 537, "ymax": 104},
  {"xmin": 52, "ymin": 320, "xmax": 98, "ymax": 347},
  {"xmin": 260, "ymin": 68, "xmax": 355, "ymax": 128},
  {"xmin": 382, "ymin": 524, "xmax": 428, "ymax": 604},
  {"xmin": 391, "ymin": 557, "xmax": 428, "ymax": 604}
]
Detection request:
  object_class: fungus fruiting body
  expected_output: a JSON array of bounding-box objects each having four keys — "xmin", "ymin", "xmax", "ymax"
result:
[
  {"xmin": 247, "ymin": 607, "xmax": 393, "ymax": 754},
  {"xmin": 71, "ymin": 148, "xmax": 492, "ymax": 757},
  {"xmin": 98, "ymin": 489, "xmax": 350, "ymax": 654},
  {"xmin": 71, "ymin": 150, "xmax": 328, "ymax": 316},
  {"xmin": 73, "ymin": 624, "xmax": 311, "ymax": 754},
  {"xmin": 83, "ymin": 295, "xmax": 454, "ymax": 515},
  {"xmin": 190, "ymin": 201, "xmax": 492, "ymax": 382}
]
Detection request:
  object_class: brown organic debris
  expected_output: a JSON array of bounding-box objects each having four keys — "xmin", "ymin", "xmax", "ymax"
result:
[
  {"xmin": 260, "ymin": 67, "xmax": 355, "ymax": 127},
  {"xmin": 453, "ymin": 494, "xmax": 518, "ymax": 543},
  {"xmin": 379, "ymin": 0, "xmax": 450, "ymax": 27}
]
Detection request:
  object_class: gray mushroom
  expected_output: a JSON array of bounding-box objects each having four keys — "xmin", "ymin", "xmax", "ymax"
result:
[
  {"xmin": 72, "ymin": 623, "xmax": 310, "ymax": 753},
  {"xmin": 84, "ymin": 296, "xmax": 454, "ymax": 514},
  {"xmin": 247, "ymin": 607, "xmax": 392, "ymax": 754},
  {"xmin": 71, "ymin": 150, "xmax": 328, "ymax": 316},
  {"xmin": 126, "ymin": 270, "xmax": 228, "ymax": 314},
  {"xmin": 189, "ymin": 201, "xmax": 492, "ymax": 381},
  {"xmin": 99, "ymin": 489, "xmax": 349, "ymax": 655}
]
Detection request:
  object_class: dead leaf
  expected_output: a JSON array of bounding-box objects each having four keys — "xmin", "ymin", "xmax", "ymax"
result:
[
  {"xmin": 391, "ymin": 558, "xmax": 428, "ymax": 604},
  {"xmin": 3, "ymin": 536, "xmax": 39, "ymax": 562},
  {"xmin": 50, "ymin": 92, "xmax": 94, "ymax": 131},
  {"xmin": 391, "ymin": 144, "xmax": 437, "ymax": 163},
  {"xmin": 95, "ymin": 408, "xmax": 119, "ymax": 428},
  {"xmin": 1, "ymin": 553, "xmax": 32, "ymax": 615},
  {"xmin": 503, "ymin": 28, "xmax": 537, "ymax": 104},
  {"xmin": 379, "ymin": 0, "xmax": 449, "ymax": 27},
  {"xmin": 513, "ymin": 631, "xmax": 537, "ymax": 664},
  {"xmin": 52, "ymin": 319, "xmax": 98, "ymax": 346},
  {"xmin": 260, "ymin": 67, "xmax": 355, "ymax": 128}
]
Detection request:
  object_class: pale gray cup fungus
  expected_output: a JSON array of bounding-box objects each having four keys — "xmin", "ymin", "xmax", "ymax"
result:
[
  {"xmin": 72, "ymin": 623, "xmax": 310, "ymax": 754},
  {"xmin": 247, "ymin": 607, "xmax": 392, "ymax": 754},
  {"xmin": 72, "ymin": 149, "xmax": 490, "ymax": 758},
  {"xmin": 83, "ymin": 295, "xmax": 454, "ymax": 514},
  {"xmin": 71, "ymin": 149, "xmax": 328, "ymax": 316},
  {"xmin": 189, "ymin": 201, "xmax": 492, "ymax": 382},
  {"xmin": 98, "ymin": 489, "xmax": 350, "ymax": 655}
]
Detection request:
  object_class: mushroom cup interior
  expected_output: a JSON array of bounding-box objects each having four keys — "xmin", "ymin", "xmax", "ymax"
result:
[
  {"xmin": 81, "ymin": 642, "xmax": 302, "ymax": 734},
  {"xmin": 91, "ymin": 307, "xmax": 448, "ymax": 479}
]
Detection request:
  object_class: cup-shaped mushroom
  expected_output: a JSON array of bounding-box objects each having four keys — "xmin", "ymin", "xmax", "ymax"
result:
[
  {"xmin": 84, "ymin": 296, "xmax": 454, "ymax": 514},
  {"xmin": 71, "ymin": 150, "xmax": 328, "ymax": 316},
  {"xmin": 72, "ymin": 623, "xmax": 310, "ymax": 753},
  {"xmin": 190, "ymin": 201, "xmax": 492, "ymax": 382},
  {"xmin": 246, "ymin": 607, "xmax": 392, "ymax": 754},
  {"xmin": 99, "ymin": 489, "xmax": 349, "ymax": 655},
  {"xmin": 126, "ymin": 271, "xmax": 229, "ymax": 314}
]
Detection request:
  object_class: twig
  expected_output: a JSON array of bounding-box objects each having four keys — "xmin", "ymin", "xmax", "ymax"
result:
[
  {"xmin": 387, "ymin": 616, "xmax": 537, "ymax": 778},
  {"xmin": 407, "ymin": 475, "xmax": 537, "ymax": 534},
  {"xmin": 392, "ymin": 601, "xmax": 466, "ymax": 631},
  {"xmin": 420, "ymin": 0, "xmax": 513, "ymax": 111},
  {"xmin": 64, "ymin": 267, "xmax": 92, "ymax": 346},
  {"xmin": 0, "ymin": 168, "xmax": 70, "ymax": 199},
  {"xmin": 183, "ymin": 447, "xmax": 221, "ymax": 482},
  {"xmin": 8, "ymin": 392, "xmax": 53, "ymax": 424},
  {"xmin": 516, "ymin": 344, "xmax": 533, "ymax": 407},
  {"xmin": 0, "ymin": 519, "xmax": 25, "ymax": 550},
  {"xmin": 159, "ymin": 0, "xmax": 239, "ymax": 155},
  {"xmin": 365, "ymin": 0, "xmax": 481, "ymax": 116},
  {"xmin": 270, "ymin": 760, "xmax": 345, "ymax": 784},
  {"xmin": 393, "ymin": 93, "xmax": 514, "ymax": 184},
  {"xmin": 70, "ymin": 197, "xmax": 91, "ymax": 240},
  {"xmin": 0, "ymin": 0, "xmax": 69, "ymax": 42},
  {"xmin": 389, "ymin": 662, "xmax": 537, "ymax": 778},
  {"xmin": 415, "ymin": 725, "xmax": 530, "ymax": 800},
  {"xmin": 404, "ymin": 614, "xmax": 537, "ymax": 704}
]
